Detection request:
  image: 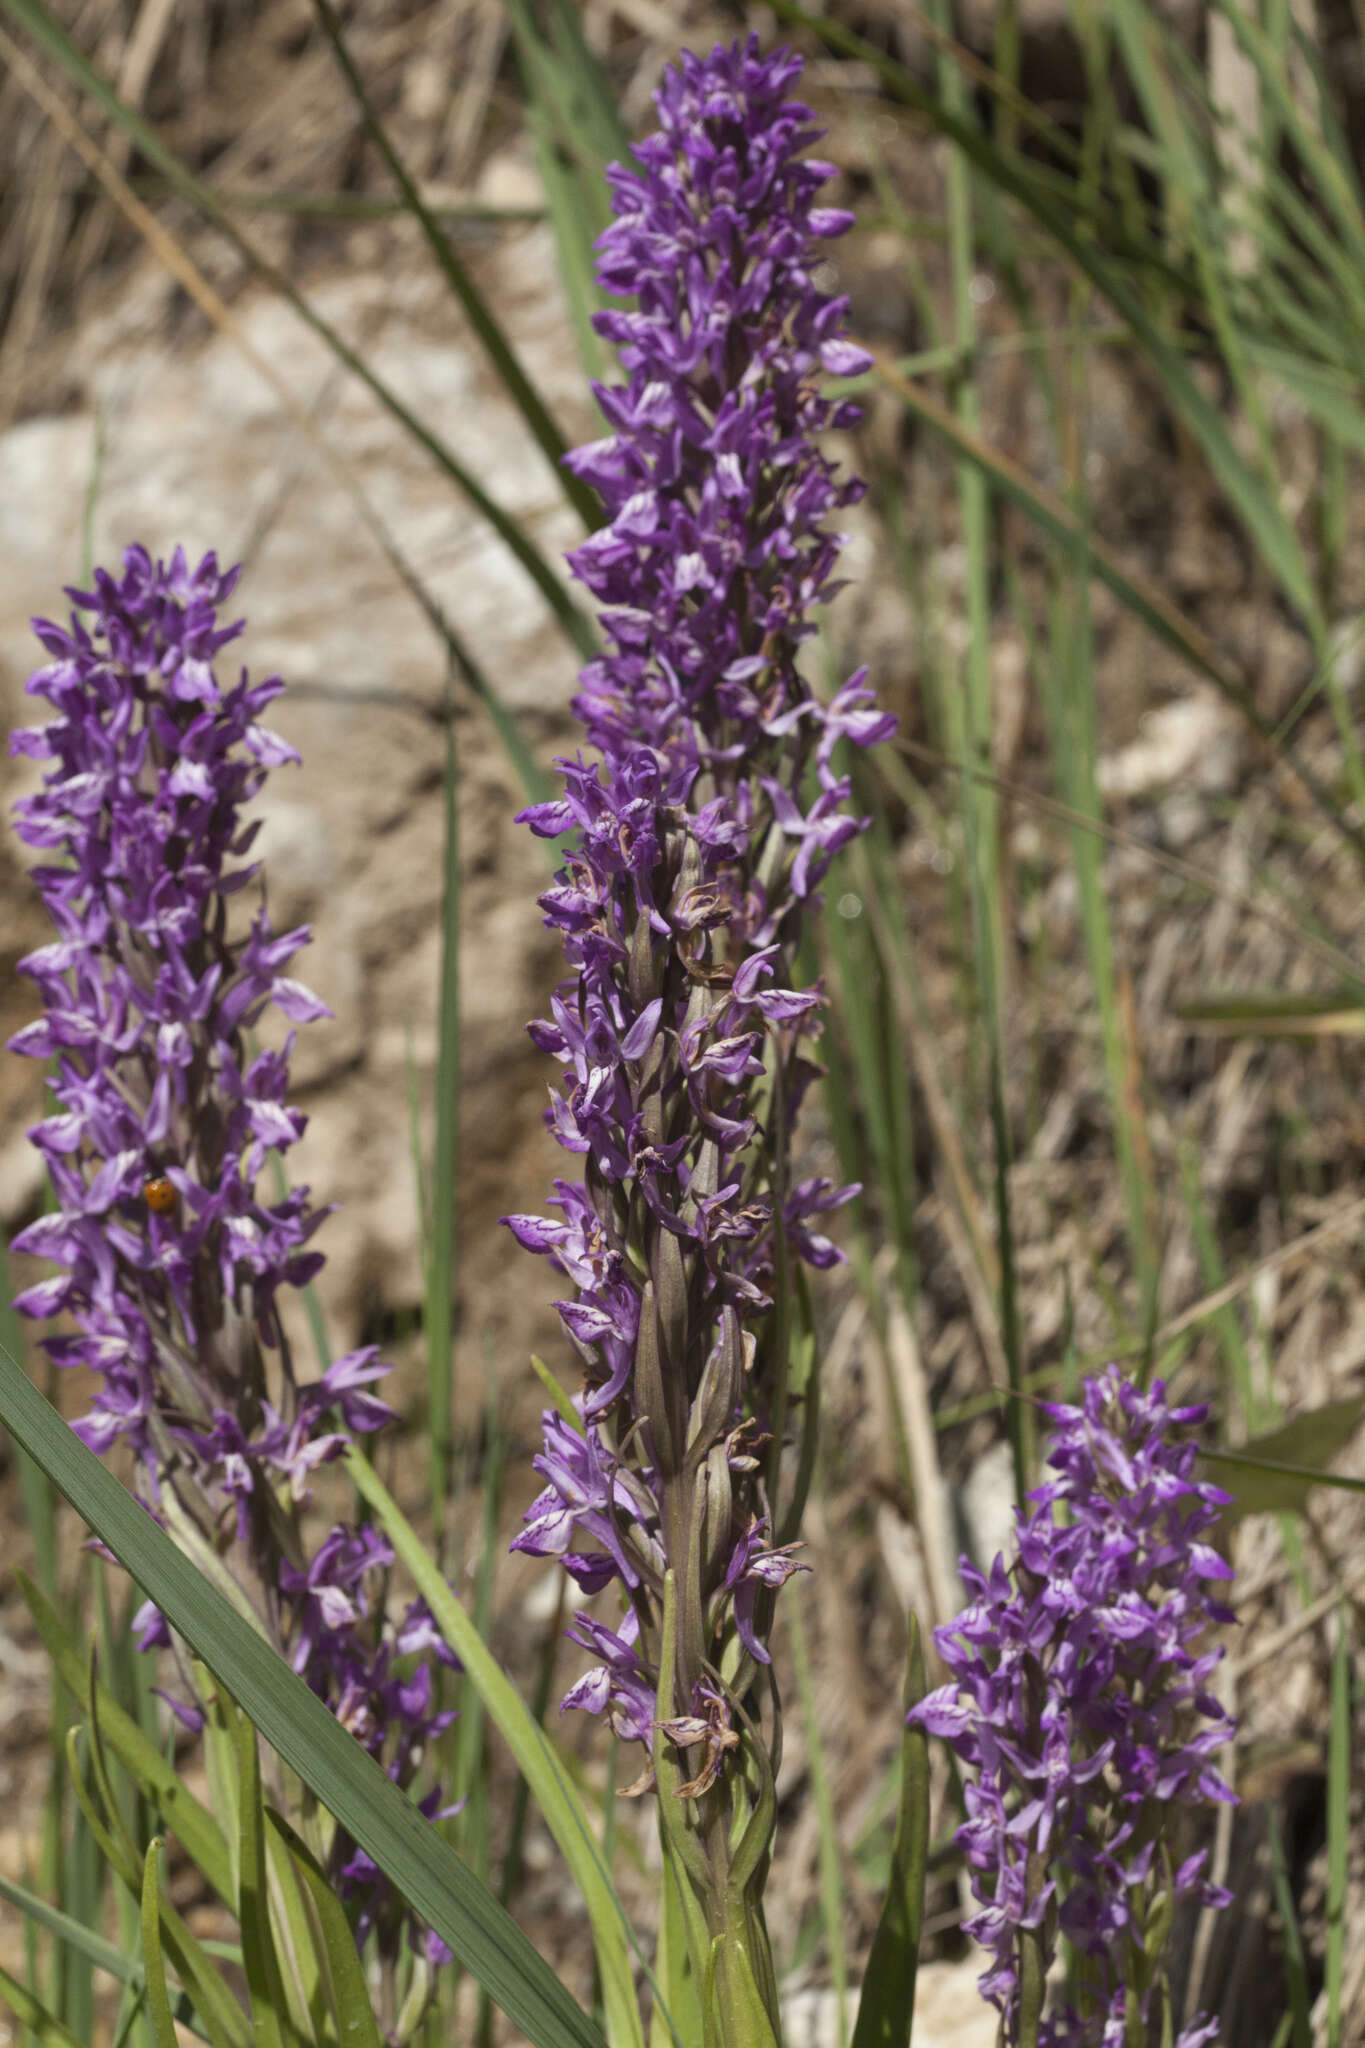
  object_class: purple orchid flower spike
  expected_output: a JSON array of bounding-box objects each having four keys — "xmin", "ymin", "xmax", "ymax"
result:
[
  {"xmin": 910, "ymin": 1366, "xmax": 1237, "ymax": 2047},
  {"xmin": 503, "ymin": 33, "xmax": 894, "ymax": 2028},
  {"xmin": 9, "ymin": 544, "xmax": 455, "ymax": 1972}
]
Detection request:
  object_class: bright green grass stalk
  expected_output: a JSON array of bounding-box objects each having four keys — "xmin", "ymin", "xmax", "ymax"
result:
[
  {"xmin": 1326, "ymin": 1606, "xmax": 1350, "ymax": 2047},
  {"xmin": 1032, "ymin": 533, "xmax": 1161, "ymax": 1348},
  {"xmin": 0, "ymin": 1349, "xmax": 609, "ymax": 2048},
  {"xmin": 306, "ymin": 0, "xmax": 599, "ymax": 534},
  {"xmin": 1265, "ymin": 1808, "xmax": 1312, "ymax": 2048},
  {"xmin": 0, "ymin": 0, "xmax": 597, "ymax": 668},
  {"xmin": 786, "ymin": 1592, "xmax": 848, "ymax": 2048},
  {"xmin": 928, "ymin": 0, "xmax": 1029, "ymax": 1496},
  {"xmin": 426, "ymin": 693, "xmax": 462, "ymax": 1547},
  {"xmin": 503, "ymin": 0, "xmax": 626, "ymax": 387}
]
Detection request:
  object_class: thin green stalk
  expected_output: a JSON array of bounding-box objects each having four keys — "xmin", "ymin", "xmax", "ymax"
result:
[
  {"xmin": 786, "ymin": 1594, "xmax": 848, "ymax": 2047},
  {"xmin": 1325, "ymin": 1606, "xmax": 1350, "ymax": 2046},
  {"xmin": 307, "ymin": 0, "xmax": 598, "ymax": 533},
  {"xmin": 928, "ymin": 0, "xmax": 1028, "ymax": 1496},
  {"xmin": 0, "ymin": 0, "xmax": 596, "ymax": 666},
  {"xmin": 426, "ymin": 692, "xmax": 462, "ymax": 1544}
]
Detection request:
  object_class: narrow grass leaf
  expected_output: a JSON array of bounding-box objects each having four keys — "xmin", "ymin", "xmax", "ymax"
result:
[
  {"xmin": 0, "ymin": 1965, "xmax": 85, "ymax": 2048},
  {"xmin": 1326, "ymin": 1607, "xmax": 1349, "ymax": 2047},
  {"xmin": 63, "ymin": 1730, "xmax": 249, "ymax": 2048},
  {"xmin": 17, "ymin": 1573, "xmax": 232, "ymax": 1902},
  {"xmin": 234, "ymin": 1708, "xmax": 291, "ymax": 2048},
  {"xmin": 850, "ymin": 1614, "xmax": 930, "ymax": 2048},
  {"xmin": 307, "ymin": 0, "xmax": 597, "ymax": 531},
  {"xmin": 0, "ymin": 1350, "xmax": 606, "ymax": 2048},
  {"xmin": 777, "ymin": 2, "xmax": 1322, "ymax": 635},
  {"xmin": 786, "ymin": 1593, "xmax": 847, "ymax": 2046},
  {"xmin": 345, "ymin": 1448, "xmax": 645, "ymax": 2048},
  {"xmin": 140, "ymin": 1844, "xmax": 181, "ymax": 2048},
  {"xmin": 1265, "ymin": 1809, "xmax": 1312, "ymax": 2048},
  {"xmin": 267, "ymin": 1811, "xmax": 384, "ymax": 2048},
  {"xmin": 0, "ymin": 0, "xmax": 596, "ymax": 665},
  {"xmin": 1207, "ymin": 1398, "xmax": 1365, "ymax": 1518},
  {"xmin": 426, "ymin": 697, "xmax": 461, "ymax": 1540},
  {"xmin": 529, "ymin": 1353, "xmax": 586, "ymax": 1435},
  {"xmin": 870, "ymin": 353, "xmax": 1364, "ymax": 865}
]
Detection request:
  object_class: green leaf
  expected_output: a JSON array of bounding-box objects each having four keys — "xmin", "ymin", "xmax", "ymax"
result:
[
  {"xmin": 0, "ymin": 0, "xmax": 597, "ymax": 668},
  {"xmin": 0, "ymin": 1866, "xmax": 224, "ymax": 2045},
  {"xmin": 266, "ymin": 1811, "xmax": 385, "ymax": 2048},
  {"xmin": 1265, "ymin": 1809, "xmax": 1312, "ymax": 2048},
  {"xmin": 870, "ymin": 354, "xmax": 1359, "ymax": 862},
  {"xmin": 235, "ymin": 1706, "xmax": 290, "ymax": 2048},
  {"xmin": 0, "ymin": 1346, "xmax": 605, "ymax": 2048},
  {"xmin": 850, "ymin": 1615, "xmax": 930, "ymax": 2048},
  {"xmin": 1326, "ymin": 1609, "xmax": 1350, "ymax": 2047},
  {"xmin": 785, "ymin": 1594, "xmax": 847, "ymax": 2045},
  {"xmin": 16, "ymin": 1578, "xmax": 229, "ymax": 1904},
  {"xmin": 425, "ymin": 696, "xmax": 461, "ymax": 1535},
  {"xmin": 307, "ymin": 0, "xmax": 598, "ymax": 532},
  {"xmin": 1205, "ymin": 1398, "xmax": 1365, "ymax": 1515},
  {"xmin": 1176, "ymin": 991, "xmax": 1365, "ymax": 1037},
  {"xmin": 529, "ymin": 1353, "xmax": 586, "ymax": 1435},
  {"xmin": 0, "ymin": 1960, "xmax": 86, "ymax": 2047},
  {"xmin": 64, "ymin": 1729, "xmax": 250, "ymax": 2048},
  {"xmin": 141, "ymin": 1843, "xmax": 182, "ymax": 2048},
  {"xmin": 345, "ymin": 1448, "xmax": 645, "ymax": 2048}
]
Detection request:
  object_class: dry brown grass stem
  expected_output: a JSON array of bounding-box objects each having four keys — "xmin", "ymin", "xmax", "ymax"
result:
[{"xmin": 891, "ymin": 733, "xmax": 1364, "ymax": 992}]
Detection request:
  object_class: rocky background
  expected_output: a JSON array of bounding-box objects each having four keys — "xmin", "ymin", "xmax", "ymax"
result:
[{"xmin": 1, "ymin": 2, "xmax": 1363, "ymax": 2041}]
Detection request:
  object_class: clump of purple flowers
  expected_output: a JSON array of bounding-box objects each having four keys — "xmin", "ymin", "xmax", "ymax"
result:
[
  {"xmin": 504, "ymin": 27, "xmax": 892, "ymax": 1921},
  {"xmin": 9, "ymin": 545, "xmax": 455, "ymax": 1967},
  {"xmin": 911, "ymin": 1367, "xmax": 1237, "ymax": 2048}
]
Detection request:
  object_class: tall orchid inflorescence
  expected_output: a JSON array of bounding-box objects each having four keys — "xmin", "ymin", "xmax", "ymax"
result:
[
  {"xmin": 504, "ymin": 33, "xmax": 892, "ymax": 2016},
  {"xmin": 9, "ymin": 545, "xmax": 455, "ymax": 1967},
  {"xmin": 911, "ymin": 1367, "xmax": 1237, "ymax": 2048}
]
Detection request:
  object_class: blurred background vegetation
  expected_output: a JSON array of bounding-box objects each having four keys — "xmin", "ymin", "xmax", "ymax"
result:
[{"xmin": 1, "ymin": 1, "xmax": 1364, "ymax": 2043}]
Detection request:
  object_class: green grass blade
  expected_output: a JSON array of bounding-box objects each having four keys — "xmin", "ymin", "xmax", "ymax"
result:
[
  {"xmin": 786, "ymin": 1594, "xmax": 847, "ymax": 2046},
  {"xmin": 234, "ymin": 1709, "xmax": 290, "ymax": 2048},
  {"xmin": 1, "ymin": 1245, "xmax": 59, "ymax": 1602},
  {"xmin": 345, "ymin": 1449, "xmax": 645, "ymax": 2048},
  {"xmin": 426, "ymin": 698, "xmax": 461, "ymax": 1541},
  {"xmin": 529, "ymin": 1353, "xmax": 586, "ymax": 1435},
  {"xmin": 0, "ymin": 1348, "xmax": 607, "ymax": 2048},
  {"xmin": 1265, "ymin": 1808, "xmax": 1312, "ymax": 2048},
  {"xmin": 267, "ymin": 1811, "xmax": 384, "ymax": 2048},
  {"xmin": 503, "ymin": 0, "xmax": 624, "ymax": 386},
  {"xmin": 140, "ymin": 1844, "xmax": 181, "ymax": 2048},
  {"xmin": 527, "ymin": 100, "xmax": 607, "ymax": 385},
  {"xmin": 504, "ymin": 0, "xmax": 632, "ymax": 169},
  {"xmin": 0, "ymin": 1862, "xmax": 220, "ymax": 2043},
  {"xmin": 307, "ymin": 0, "xmax": 596, "ymax": 532},
  {"xmin": 1325, "ymin": 1606, "xmax": 1349, "ymax": 2046},
  {"xmin": 849, "ymin": 1615, "xmax": 930, "ymax": 2048},
  {"xmin": 64, "ymin": 1729, "xmax": 249, "ymax": 2048},
  {"xmin": 0, "ymin": 1869, "xmax": 135, "ymax": 1987},
  {"xmin": 1040, "ymin": 535, "xmax": 1160, "ymax": 1342},
  {"xmin": 0, "ymin": 0, "xmax": 596, "ymax": 667},
  {"xmin": 0, "ymin": 1964, "xmax": 86, "ymax": 2048},
  {"xmin": 928, "ymin": 0, "xmax": 1028, "ymax": 1496},
  {"xmin": 778, "ymin": 0, "xmax": 1323, "ymax": 637},
  {"xmin": 871, "ymin": 353, "xmax": 1365, "ymax": 868},
  {"xmin": 17, "ymin": 1573, "xmax": 232, "ymax": 1901}
]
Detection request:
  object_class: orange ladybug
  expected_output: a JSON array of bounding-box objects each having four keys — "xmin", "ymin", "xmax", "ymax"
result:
[{"xmin": 142, "ymin": 1175, "xmax": 176, "ymax": 1216}]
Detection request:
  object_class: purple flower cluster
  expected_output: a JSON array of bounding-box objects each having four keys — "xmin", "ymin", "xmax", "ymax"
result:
[
  {"xmin": 506, "ymin": 34, "xmax": 893, "ymax": 1797},
  {"xmin": 9, "ymin": 545, "xmax": 454, "ymax": 1963},
  {"xmin": 911, "ymin": 1368, "xmax": 1237, "ymax": 2047}
]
